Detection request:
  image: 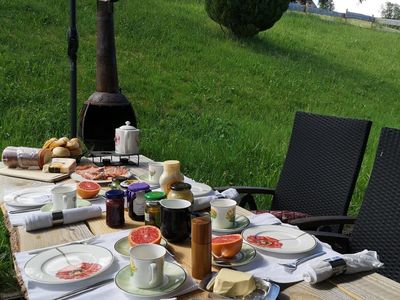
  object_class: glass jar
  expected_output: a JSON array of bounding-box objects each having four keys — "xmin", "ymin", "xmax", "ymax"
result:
[
  {"xmin": 144, "ymin": 191, "xmax": 166, "ymax": 227},
  {"xmin": 105, "ymin": 189, "xmax": 125, "ymax": 228},
  {"xmin": 159, "ymin": 160, "xmax": 184, "ymax": 194},
  {"xmin": 167, "ymin": 182, "xmax": 194, "ymax": 204},
  {"xmin": 127, "ymin": 182, "xmax": 150, "ymax": 221},
  {"xmin": 110, "ymin": 176, "xmax": 125, "ymax": 190}
]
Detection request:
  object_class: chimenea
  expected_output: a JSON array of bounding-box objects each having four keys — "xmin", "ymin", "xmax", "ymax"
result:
[{"xmin": 79, "ymin": 0, "xmax": 136, "ymax": 151}]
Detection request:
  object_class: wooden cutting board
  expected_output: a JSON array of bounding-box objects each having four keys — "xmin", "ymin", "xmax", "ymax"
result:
[{"xmin": 0, "ymin": 166, "xmax": 69, "ymax": 182}]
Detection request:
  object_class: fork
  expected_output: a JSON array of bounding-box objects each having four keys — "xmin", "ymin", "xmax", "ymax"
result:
[{"xmin": 279, "ymin": 251, "xmax": 326, "ymax": 272}]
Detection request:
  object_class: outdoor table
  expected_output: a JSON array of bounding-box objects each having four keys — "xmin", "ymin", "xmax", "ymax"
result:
[{"xmin": 1, "ymin": 155, "xmax": 400, "ymax": 299}]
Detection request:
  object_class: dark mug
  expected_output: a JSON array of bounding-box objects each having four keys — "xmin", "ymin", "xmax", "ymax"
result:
[{"xmin": 160, "ymin": 199, "xmax": 192, "ymax": 243}]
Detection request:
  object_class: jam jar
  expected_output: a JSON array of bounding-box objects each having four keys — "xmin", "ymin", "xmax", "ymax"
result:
[
  {"xmin": 127, "ymin": 182, "xmax": 150, "ymax": 221},
  {"xmin": 167, "ymin": 182, "xmax": 194, "ymax": 204},
  {"xmin": 144, "ymin": 191, "xmax": 166, "ymax": 227},
  {"xmin": 105, "ymin": 189, "xmax": 125, "ymax": 228}
]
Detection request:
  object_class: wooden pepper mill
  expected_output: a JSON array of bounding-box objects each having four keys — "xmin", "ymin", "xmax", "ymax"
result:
[{"xmin": 191, "ymin": 216, "xmax": 212, "ymax": 280}]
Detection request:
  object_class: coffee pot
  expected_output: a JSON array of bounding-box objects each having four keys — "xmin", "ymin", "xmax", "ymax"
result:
[{"xmin": 115, "ymin": 121, "xmax": 139, "ymax": 154}]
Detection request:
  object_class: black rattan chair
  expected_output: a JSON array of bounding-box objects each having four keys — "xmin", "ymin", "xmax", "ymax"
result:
[
  {"xmin": 216, "ymin": 111, "xmax": 372, "ymax": 220},
  {"xmin": 292, "ymin": 127, "xmax": 400, "ymax": 282}
]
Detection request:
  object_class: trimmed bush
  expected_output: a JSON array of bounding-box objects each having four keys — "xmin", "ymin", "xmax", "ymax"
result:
[{"xmin": 205, "ymin": 0, "xmax": 291, "ymax": 37}]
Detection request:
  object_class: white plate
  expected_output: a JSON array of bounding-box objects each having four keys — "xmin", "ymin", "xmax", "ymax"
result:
[
  {"xmin": 189, "ymin": 182, "xmax": 212, "ymax": 197},
  {"xmin": 4, "ymin": 186, "xmax": 53, "ymax": 207},
  {"xmin": 40, "ymin": 199, "xmax": 91, "ymax": 212},
  {"xmin": 115, "ymin": 262, "xmax": 186, "ymax": 297},
  {"xmin": 212, "ymin": 215, "xmax": 250, "ymax": 234},
  {"xmin": 70, "ymin": 171, "xmax": 132, "ymax": 184},
  {"xmin": 24, "ymin": 244, "xmax": 114, "ymax": 284},
  {"xmin": 242, "ymin": 225, "xmax": 317, "ymax": 254}
]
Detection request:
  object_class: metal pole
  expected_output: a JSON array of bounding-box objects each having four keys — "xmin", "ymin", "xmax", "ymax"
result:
[{"xmin": 68, "ymin": 0, "xmax": 78, "ymax": 137}]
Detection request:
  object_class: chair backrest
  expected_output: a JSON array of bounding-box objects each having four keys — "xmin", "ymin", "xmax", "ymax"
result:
[
  {"xmin": 350, "ymin": 127, "xmax": 400, "ymax": 282},
  {"xmin": 271, "ymin": 111, "xmax": 372, "ymax": 216}
]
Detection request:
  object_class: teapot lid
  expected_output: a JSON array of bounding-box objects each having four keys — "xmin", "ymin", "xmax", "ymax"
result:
[{"xmin": 119, "ymin": 121, "xmax": 136, "ymax": 130}]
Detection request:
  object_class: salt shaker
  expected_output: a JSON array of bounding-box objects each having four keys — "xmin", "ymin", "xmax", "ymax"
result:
[{"xmin": 191, "ymin": 216, "xmax": 212, "ymax": 280}]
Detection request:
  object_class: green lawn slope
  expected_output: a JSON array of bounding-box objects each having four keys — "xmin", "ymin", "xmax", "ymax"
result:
[{"xmin": 0, "ymin": 0, "xmax": 400, "ymax": 292}]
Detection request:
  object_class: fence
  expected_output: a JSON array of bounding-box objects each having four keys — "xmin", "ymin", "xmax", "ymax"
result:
[{"xmin": 288, "ymin": 3, "xmax": 400, "ymax": 28}]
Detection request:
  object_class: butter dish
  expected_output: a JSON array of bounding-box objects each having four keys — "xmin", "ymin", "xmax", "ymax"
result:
[{"xmin": 199, "ymin": 271, "xmax": 280, "ymax": 300}]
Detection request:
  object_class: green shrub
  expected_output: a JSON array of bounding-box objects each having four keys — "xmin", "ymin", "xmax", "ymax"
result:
[{"xmin": 205, "ymin": 0, "xmax": 291, "ymax": 37}]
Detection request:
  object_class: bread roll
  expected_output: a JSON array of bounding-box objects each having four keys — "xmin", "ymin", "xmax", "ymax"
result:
[
  {"xmin": 52, "ymin": 147, "xmax": 70, "ymax": 157},
  {"xmin": 57, "ymin": 137, "xmax": 69, "ymax": 147},
  {"xmin": 43, "ymin": 138, "xmax": 57, "ymax": 149},
  {"xmin": 66, "ymin": 140, "xmax": 80, "ymax": 150},
  {"xmin": 70, "ymin": 147, "xmax": 82, "ymax": 157},
  {"xmin": 70, "ymin": 137, "xmax": 85, "ymax": 149}
]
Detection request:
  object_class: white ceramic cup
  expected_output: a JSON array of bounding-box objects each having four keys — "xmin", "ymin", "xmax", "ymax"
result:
[
  {"xmin": 148, "ymin": 161, "xmax": 164, "ymax": 184},
  {"xmin": 210, "ymin": 199, "xmax": 237, "ymax": 229},
  {"xmin": 51, "ymin": 185, "xmax": 77, "ymax": 211},
  {"xmin": 130, "ymin": 244, "xmax": 166, "ymax": 289}
]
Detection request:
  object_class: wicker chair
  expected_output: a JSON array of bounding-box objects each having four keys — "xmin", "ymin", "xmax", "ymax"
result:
[
  {"xmin": 292, "ymin": 127, "xmax": 400, "ymax": 282},
  {"xmin": 215, "ymin": 111, "xmax": 372, "ymax": 221}
]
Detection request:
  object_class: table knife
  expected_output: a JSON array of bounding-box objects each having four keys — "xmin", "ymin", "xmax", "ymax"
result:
[
  {"xmin": 8, "ymin": 207, "xmax": 41, "ymax": 214},
  {"xmin": 53, "ymin": 278, "xmax": 114, "ymax": 300},
  {"xmin": 28, "ymin": 236, "xmax": 97, "ymax": 255}
]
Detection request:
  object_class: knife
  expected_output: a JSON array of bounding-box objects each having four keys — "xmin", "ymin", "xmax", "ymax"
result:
[
  {"xmin": 28, "ymin": 236, "xmax": 97, "ymax": 255},
  {"xmin": 53, "ymin": 278, "xmax": 114, "ymax": 300},
  {"xmin": 8, "ymin": 207, "xmax": 41, "ymax": 214}
]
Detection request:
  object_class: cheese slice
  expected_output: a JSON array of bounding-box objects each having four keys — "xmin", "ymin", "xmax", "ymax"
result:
[
  {"xmin": 213, "ymin": 268, "xmax": 256, "ymax": 297},
  {"xmin": 42, "ymin": 158, "xmax": 76, "ymax": 174}
]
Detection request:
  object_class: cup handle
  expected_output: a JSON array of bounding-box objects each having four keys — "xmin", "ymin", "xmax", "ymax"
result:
[{"xmin": 148, "ymin": 263, "xmax": 157, "ymax": 286}]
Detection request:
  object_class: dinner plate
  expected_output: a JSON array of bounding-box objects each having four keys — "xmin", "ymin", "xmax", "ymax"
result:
[
  {"xmin": 212, "ymin": 243, "xmax": 256, "ymax": 267},
  {"xmin": 70, "ymin": 171, "xmax": 132, "ymax": 184},
  {"xmin": 40, "ymin": 199, "xmax": 91, "ymax": 212},
  {"xmin": 24, "ymin": 244, "xmax": 114, "ymax": 284},
  {"xmin": 114, "ymin": 237, "xmax": 168, "ymax": 257},
  {"xmin": 242, "ymin": 225, "xmax": 317, "ymax": 254},
  {"xmin": 120, "ymin": 178, "xmax": 141, "ymax": 189},
  {"xmin": 4, "ymin": 186, "xmax": 53, "ymax": 207},
  {"xmin": 212, "ymin": 215, "xmax": 250, "ymax": 234},
  {"xmin": 115, "ymin": 262, "xmax": 186, "ymax": 297},
  {"xmin": 189, "ymin": 182, "xmax": 212, "ymax": 197}
]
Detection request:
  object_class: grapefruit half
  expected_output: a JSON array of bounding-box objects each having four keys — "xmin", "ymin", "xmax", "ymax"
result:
[
  {"xmin": 128, "ymin": 225, "xmax": 162, "ymax": 247},
  {"xmin": 77, "ymin": 181, "xmax": 101, "ymax": 199},
  {"xmin": 212, "ymin": 234, "xmax": 243, "ymax": 258}
]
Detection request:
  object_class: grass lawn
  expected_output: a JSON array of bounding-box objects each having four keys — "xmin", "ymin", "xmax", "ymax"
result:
[{"xmin": 1, "ymin": 0, "xmax": 400, "ymax": 294}]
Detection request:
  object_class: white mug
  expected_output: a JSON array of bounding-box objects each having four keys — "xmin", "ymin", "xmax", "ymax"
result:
[
  {"xmin": 210, "ymin": 199, "xmax": 237, "ymax": 229},
  {"xmin": 115, "ymin": 121, "xmax": 140, "ymax": 155},
  {"xmin": 130, "ymin": 244, "xmax": 166, "ymax": 289},
  {"xmin": 51, "ymin": 185, "xmax": 77, "ymax": 211},
  {"xmin": 148, "ymin": 161, "xmax": 163, "ymax": 183}
]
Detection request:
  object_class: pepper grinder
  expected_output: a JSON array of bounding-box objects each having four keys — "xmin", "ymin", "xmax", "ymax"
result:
[{"xmin": 191, "ymin": 216, "xmax": 212, "ymax": 280}]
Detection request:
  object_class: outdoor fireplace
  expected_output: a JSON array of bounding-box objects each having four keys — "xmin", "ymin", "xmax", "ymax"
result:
[{"xmin": 79, "ymin": 0, "xmax": 136, "ymax": 151}]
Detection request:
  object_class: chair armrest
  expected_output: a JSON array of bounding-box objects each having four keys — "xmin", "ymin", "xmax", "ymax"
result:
[
  {"xmin": 306, "ymin": 230, "xmax": 350, "ymax": 253},
  {"xmin": 289, "ymin": 216, "xmax": 356, "ymax": 230},
  {"xmin": 214, "ymin": 186, "xmax": 275, "ymax": 195}
]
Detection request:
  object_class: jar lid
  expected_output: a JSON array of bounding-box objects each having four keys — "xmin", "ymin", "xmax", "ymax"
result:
[
  {"xmin": 145, "ymin": 191, "xmax": 166, "ymax": 201},
  {"xmin": 119, "ymin": 121, "xmax": 137, "ymax": 130},
  {"xmin": 170, "ymin": 182, "xmax": 191, "ymax": 191},
  {"xmin": 128, "ymin": 182, "xmax": 150, "ymax": 192},
  {"xmin": 105, "ymin": 189, "xmax": 125, "ymax": 199},
  {"xmin": 191, "ymin": 216, "xmax": 211, "ymax": 244}
]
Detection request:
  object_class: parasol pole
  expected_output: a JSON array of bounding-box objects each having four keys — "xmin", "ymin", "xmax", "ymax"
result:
[{"xmin": 68, "ymin": 0, "xmax": 79, "ymax": 137}]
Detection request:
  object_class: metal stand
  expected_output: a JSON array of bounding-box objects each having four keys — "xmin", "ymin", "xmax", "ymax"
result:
[{"xmin": 87, "ymin": 151, "xmax": 140, "ymax": 167}]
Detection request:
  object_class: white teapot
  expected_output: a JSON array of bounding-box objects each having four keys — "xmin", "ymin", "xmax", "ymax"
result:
[{"xmin": 115, "ymin": 121, "xmax": 140, "ymax": 155}]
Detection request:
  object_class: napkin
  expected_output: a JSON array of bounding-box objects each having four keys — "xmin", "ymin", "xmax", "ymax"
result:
[
  {"xmin": 15, "ymin": 230, "xmax": 198, "ymax": 300},
  {"xmin": 303, "ymin": 250, "xmax": 384, "ymax": 284},
  {"xmin": 24, "ymin": 206, "xmax": 102, "ymax": 231},
  {"xmin": 192, "ymin": 188, "xmax": 239, "ymax": 211}
]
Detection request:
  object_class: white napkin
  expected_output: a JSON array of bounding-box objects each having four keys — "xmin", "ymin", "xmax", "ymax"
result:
[
  {"xmin": 248, "ymin": 212, "xmax": 282, "ymax": 226},
  {"xmin": 192, "ymin": 188, "xmax": 239, "ymax": 211},
  {"xmin": 24, "ymin": 206, "xmax": 102, "ymax": 231},
  {"xmin": 303, "ymin": 250, "xmax": 384, "ymax": 284},
  {"xmin": 15, "ymin": 230, "xmax": 198, "ymax": 300}
]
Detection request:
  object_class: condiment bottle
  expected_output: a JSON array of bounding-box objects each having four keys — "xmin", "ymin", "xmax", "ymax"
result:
[
  {"xmin": 159, "ymin": 160, "xmax": 184, "ymax": 194},
  {"xmin": 127, "ymin": 182, "xmax": 150, "ymax": 221},
  {"xmin": 191, "ymin": 216, "xmax": 212, "ymax": 280},
  {"xmin": 105, "ymin": 189, "xmax": 125, "ymax": 228},
  {"xmin": 144, "ymin": 191, "xmax": 166, "ymax": 227},
  {"xmin": 167, "ymin": 182, "xmax": 194, "ymax": 204}
]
